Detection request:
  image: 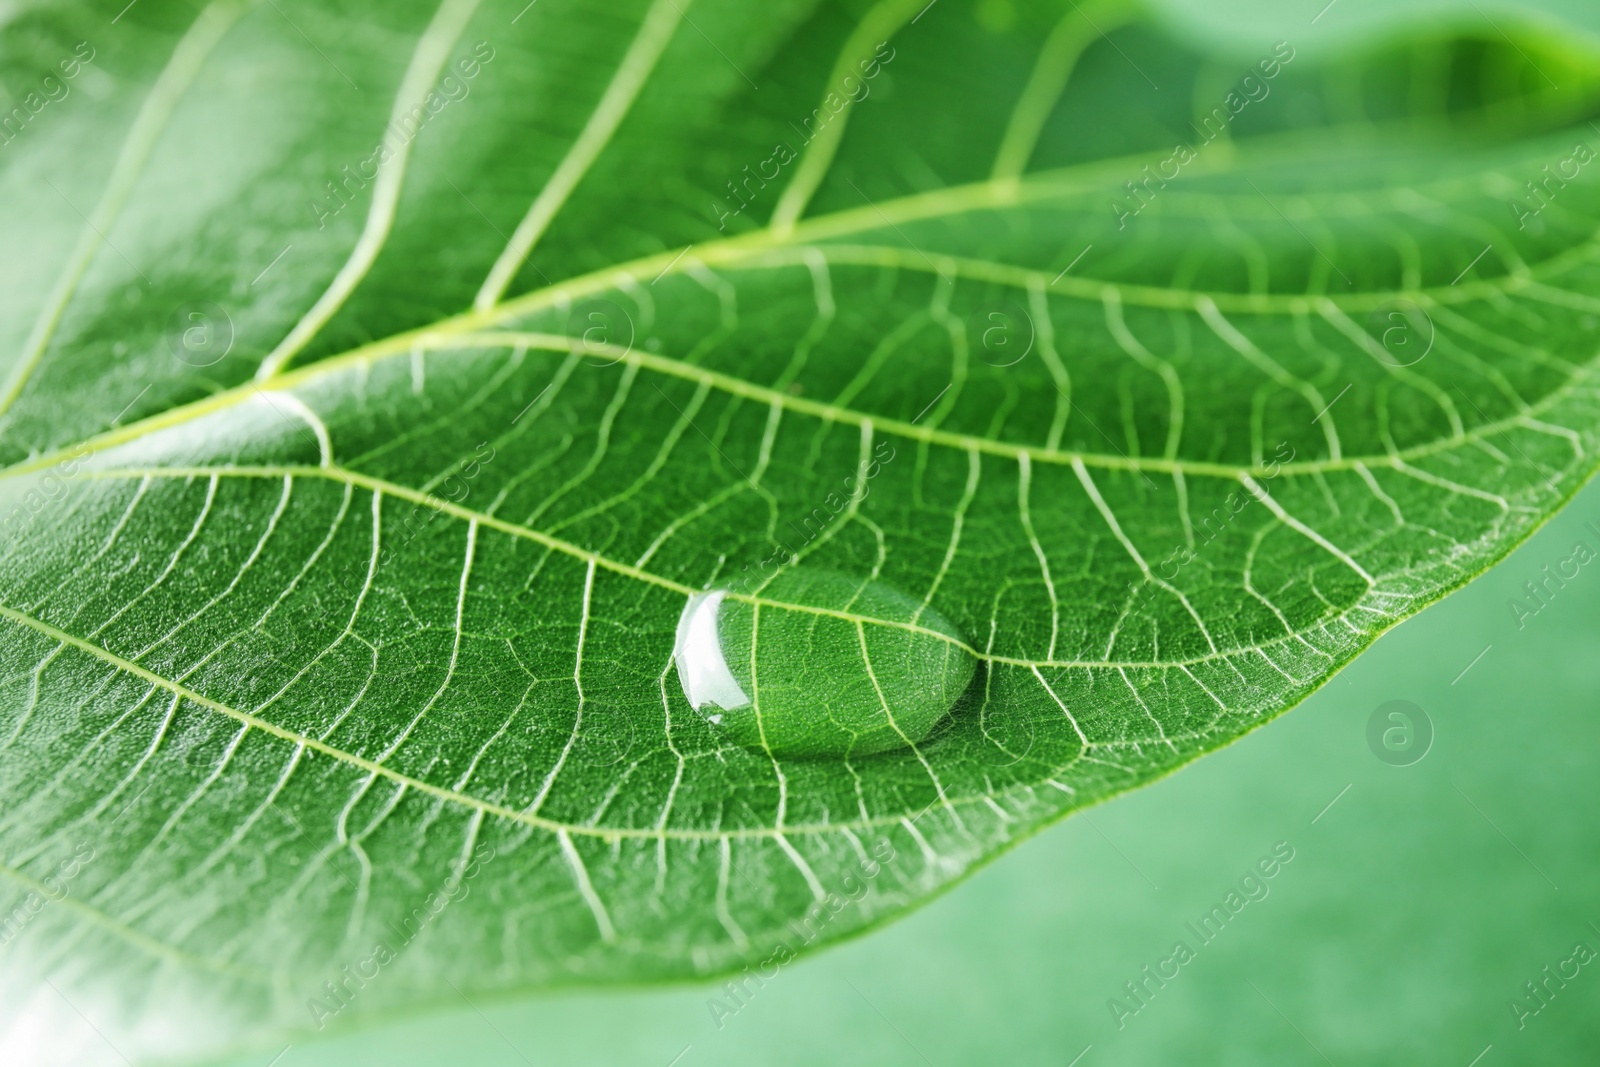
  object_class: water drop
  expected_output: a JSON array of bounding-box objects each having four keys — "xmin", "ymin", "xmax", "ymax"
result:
[{"xmin": 672, "ymin": 568, "xmax": 976, "ymax": 759}]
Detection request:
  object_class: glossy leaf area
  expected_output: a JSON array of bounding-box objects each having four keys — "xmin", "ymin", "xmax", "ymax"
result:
[{"xmin": 1, "ymin": 1, "xmax": 1599, "ymax": 1061}]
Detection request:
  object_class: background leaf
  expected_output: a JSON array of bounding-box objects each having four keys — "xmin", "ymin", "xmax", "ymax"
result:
[{"xmin": 2, "ymin": 0, "xmax": 1599, "ymax": 1062}]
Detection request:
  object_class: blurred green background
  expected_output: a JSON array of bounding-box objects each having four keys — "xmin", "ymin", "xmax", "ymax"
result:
[
  {"xmin": 202, "ymin": 0, "xmax": 1600, "ymax": 1063},
  {"xmin": 1145, "ymin": 0, "xmax": 1600, "ymax": 50},
  {"xmin": 219, "ymin": 397, "xmax": 1600, "ymax": 1066}
]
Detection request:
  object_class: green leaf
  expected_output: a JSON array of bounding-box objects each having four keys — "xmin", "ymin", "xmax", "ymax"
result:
[{"xmin": 2, "ymin": 1, "xmax": 1599, "ymax": 1060}]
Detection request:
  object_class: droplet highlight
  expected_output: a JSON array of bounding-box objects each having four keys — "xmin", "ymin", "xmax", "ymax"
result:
[
  {"xmin": 672, "ymin": 569, "xmax": 977, "ymax": 759},
  {"xmin": 672, "ymin": 590, "xmax": 752, "ymax": 712}
]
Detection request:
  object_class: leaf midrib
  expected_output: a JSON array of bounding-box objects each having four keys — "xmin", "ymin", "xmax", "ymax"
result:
[
  {"xmin": 1, "ymin": 599, "xmax": 1241, "ymax": 845},
  {"xmin": 8, "ymin": 131, "xmax": 1598, "ymax": 490},
  {"xmin": 5, "ymin": 312, "xmax": 1591, "ymax": 498},
  {"xmin": 56, "ymin": 461, "xmax": 1391, "ymax": 671}
]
